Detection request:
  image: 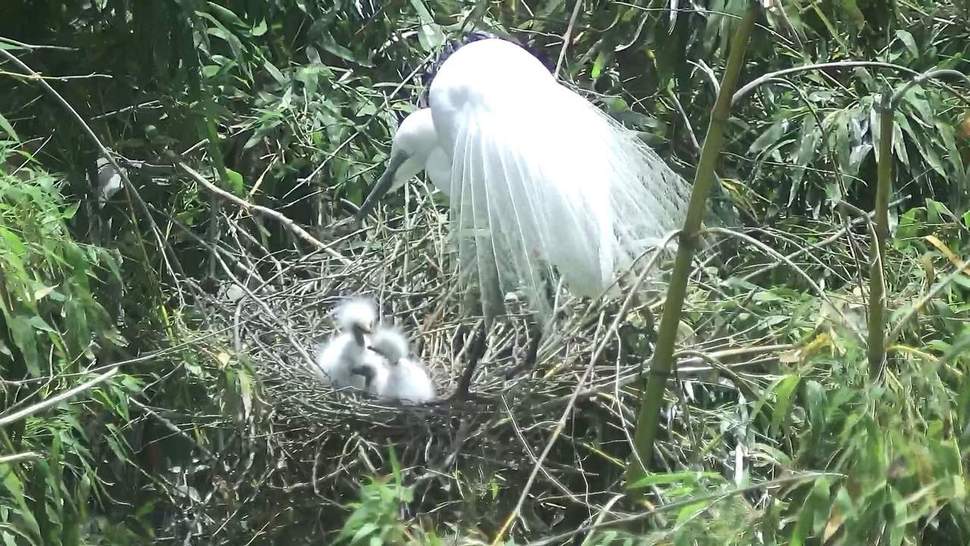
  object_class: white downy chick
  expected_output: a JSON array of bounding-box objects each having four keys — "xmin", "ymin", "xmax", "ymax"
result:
[
  {"xmin": 314, "ymin": 298, "xmax": 377, "ymax": 391},
  {"xmin": 368, "ymin": 326, "xmax": 435, "ymax": 405}
]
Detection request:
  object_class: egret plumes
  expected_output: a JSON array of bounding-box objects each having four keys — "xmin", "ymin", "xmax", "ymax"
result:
[
  {"xmin": 367, "ymin": 327, "xmax": 436, "ymax": 405},
  {"xmin": 314, "ymin": 298, "xmax": 378, "ymax": 390},
  {"xmin": 357, "ymin": 37, "xmax": 691, "ymax": 320}
]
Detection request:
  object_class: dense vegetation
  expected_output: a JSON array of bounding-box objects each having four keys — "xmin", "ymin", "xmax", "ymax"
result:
[{"xmin": 0, "ymin": 0, "xmax": 968, "ymax": 544}]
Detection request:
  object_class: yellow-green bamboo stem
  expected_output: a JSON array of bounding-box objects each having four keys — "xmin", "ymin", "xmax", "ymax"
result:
[
  {"xmin": 868, "ymin": 69, "xmax": 970, "ymax": 379},
  {"xmin": 868, "ymin": 93, "xmax": 892, "ymax": 379},
  {"xmin": 625, "ymin": 5, "xmax": 757, "ymax": 485}
]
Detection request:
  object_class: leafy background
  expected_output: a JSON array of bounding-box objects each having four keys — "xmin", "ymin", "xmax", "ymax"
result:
[{"xmin": 0, "ymin": 0, "xmax": 969, "ymax": 544}]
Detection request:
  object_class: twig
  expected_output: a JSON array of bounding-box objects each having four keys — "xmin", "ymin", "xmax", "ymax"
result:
[
  {"xmin": 491, "ymin": 233, "xmax": 678, "ymax": 544},
  {"xmin": 0, "ymin": 70, "xmax": 112, "ymax": 82},
  {"xmin": 524, "ymin": 472, "xmax": 838, "ymax": 546},
  {"xmin": 554, "ymin": 0, "xmax": 584, "ymax": 79},
  {"xmin": 890, "ymin": 68, "xmax": 970, "ymax": 108},
  {"xmin": 0, "ymin": 452, "xmax": 43, "ymax": 465},
  {"xmin": 739, "ymin": 197, "xmax": 907, "ymax": 283},
  {"xmin": 0, "ymin": 37, "xmax": 75, "ymax": 51},
  {"xmin": 705, "ymin": 227, "xmax": 842, "ymax": 318},
  {"xmin": 732, "ymin": 61, "xmax": 919, "ymax": 106},
  {"xmin": 0, "ymin": 47, "xmax": 188, "ymax": 288},
  {"xmin": 0, "ymin": 368, "xmax": 119, "ymax": 428},
  {"xmin": 886, "ymin": 255, "xmax": 970, "ymax": 344},
  {"xmin": 178, "ymin": 162, "xmax": 352, "ymax": 265}
]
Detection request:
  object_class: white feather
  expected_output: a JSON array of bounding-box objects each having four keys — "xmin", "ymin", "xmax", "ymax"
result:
[
  {"xmin": 315, "ymin": 298, "xmax": 378, "ymax": 391},
  {"xmin": 369, "ymin": 327, "xmax": 435, "ymax": 405},
  {"xmin": 371, "ymin": 38, "xmax": 690, "ymax": 320},
  {"xmin": 432, "ymin": 39, "xmax": 689, "ymax": 311},
  {"xmin": 334, "ymin": 297, "xmax": 377, "ymax": 332},
  {"xmin": 315, "ymin": 335, "xmax": 367, "ymax": 390}
]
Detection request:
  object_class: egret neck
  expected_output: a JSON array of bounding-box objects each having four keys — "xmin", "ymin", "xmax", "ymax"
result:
[{"xmin": 357, "ymin": 109, "xmax": 450, "ymax": 221}]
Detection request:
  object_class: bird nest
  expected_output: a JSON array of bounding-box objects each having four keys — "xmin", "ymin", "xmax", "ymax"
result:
[{"xmin": 182, "ymin": 200, "xmax": 731, "ymax": 542}]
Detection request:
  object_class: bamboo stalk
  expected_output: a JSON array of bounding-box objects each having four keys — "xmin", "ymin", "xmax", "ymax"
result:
[
  {"xmin": 868, "ymin": 92, "xmax": 892, "ymax": 379},
  {"xmin": 625, "ymin": 4, "xmax": 758, "ymax": 484},
  {"xmin": 868, "ymin": 68, "xmax": 970, "ymax": 379}
]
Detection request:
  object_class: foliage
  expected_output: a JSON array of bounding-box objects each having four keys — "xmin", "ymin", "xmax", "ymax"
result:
[
  {"xmin": 0, "ymin": 145, "xmax": 146, "ymax": 545},
  {"xmin": 0, "ymin": 0, "xmax": 969, "ymax": 544},
  {"xmin": 335, "ymin": 450, "xmax": 417, "ymax": 546}
]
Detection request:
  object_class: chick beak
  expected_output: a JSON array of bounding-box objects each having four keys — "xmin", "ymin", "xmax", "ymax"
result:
[
  {"xmin": 367, "ymin": 346, "xmax": 398, "ymax": 366},
  {"xmin": 352, "ymin": 323, "xmax": 371, "ymax": 346}
]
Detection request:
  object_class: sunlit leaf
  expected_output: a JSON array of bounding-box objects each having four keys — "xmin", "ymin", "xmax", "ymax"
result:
[{"xmin": 0, "ymin": 112, "xmax": 18, "ymax": 142}]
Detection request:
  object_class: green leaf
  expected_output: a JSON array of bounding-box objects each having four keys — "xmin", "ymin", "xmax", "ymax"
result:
[
  {"xmin": 895, "ymin": 30, "xmax": 918, "ymax": 58},
  {"xmin": 591, "ymin": 51, "xmax": 607, "ymax": 80},
  {"xmin": 352, "ymin": 522, "xmax": 379, "ymax": 543},
  {"xmin": 629, "ymin": 470, "xmax": 722, "ymax": 490},
  {"xmin": 408, "ymin": 0, "xmax": 435, "ymax": 23},
  {"xmin": 252, "ymin": 18, "xmax": 268, "ymax": 36},
  {"xmin": 675, "ymin": 499, "xmax": 709, "ymax": 525},
  {"xmin": 263, "ymin": 60, "xmax": 286, "ymax": 85},
  {"xmin": 770, "ymin": 374, "xmax": 800, "ymax": 434},
  {"xmin": 205, "ymin": 2, "xmax": 247, "ymax": 29},
  {"xmin": 224, "ymin": 168, "xmax": 245, "ymax": 195},
  {"xmin": 62, "ymin": 201, "xmax": 79, "ymax": 220},
  {"xmin": 1, "ymin": 464, "xmax": 42, "ymax": 540},
  {"xmin": 8, "ymin": 314, "xmax": 41, "ymax": 376},
  {"xmin": 416, "ymin": 22, "xmax": 445, "ymax": 52},
  {"xmin": 791, "ymin": 115, "xmax": 820, "ymax": 203},
  {"xmin": 0, "ymin": 112, "xmax": 19, "ymax": 142},
  {"xmin": 749, "ymin": 119, "xmax": 787, "ymax": 155}
]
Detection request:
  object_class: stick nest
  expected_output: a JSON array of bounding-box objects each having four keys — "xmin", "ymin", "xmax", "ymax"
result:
[{"xmin": 169, "ymin": 195, "xmax": 851, "ymax": 542}]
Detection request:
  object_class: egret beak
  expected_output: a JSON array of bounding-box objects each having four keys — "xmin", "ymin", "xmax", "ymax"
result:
[
  {"xmin": 352, "ymin": 324, "xmax": 372, "ymax": 346},
  {"xmin": 355, "ymin": 152, "xmax": 408, "ymax": 222},
  {"xmin": 367, "ymin": 346, "xmax": 398, "ymax": 365}
]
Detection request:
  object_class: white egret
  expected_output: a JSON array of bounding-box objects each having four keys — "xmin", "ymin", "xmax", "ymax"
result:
[
  {"xmin": 314, "ymin": 298, "xmax": 378, "ymax": 391},
  {"xmin": 366, "ymin": 327, "xmax": 435, "ymax": 405},
  {"xmin": 356, "ymin": 37, "xmax": 691, "ymax": 319}
]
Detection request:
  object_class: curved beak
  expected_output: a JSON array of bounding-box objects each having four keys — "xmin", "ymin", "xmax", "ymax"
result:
[{"xmin": 355, "ymin": 152, "xmax": 408, "ymax": 222}]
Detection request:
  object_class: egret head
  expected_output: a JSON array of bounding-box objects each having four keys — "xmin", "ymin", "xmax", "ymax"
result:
[
  {"xmin": 368, "ymin": 326, "xmax": 411, "ymax": 365},
  {"xmin": 355, "ymin": 109, "xmax": 438, "ymax": 221},
  {"xmin": 334, "ymin": 298, "xmax": 377, "ymax": 346}
]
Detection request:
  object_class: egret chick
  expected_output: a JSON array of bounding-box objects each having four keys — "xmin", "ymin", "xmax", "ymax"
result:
[
  {"xmin": 368, "ymin": 327, "xmax": 435, "ymax": 405},
  {"xmin": 314, "ymin": 298, "xmax": 377, "ymax": 391}
]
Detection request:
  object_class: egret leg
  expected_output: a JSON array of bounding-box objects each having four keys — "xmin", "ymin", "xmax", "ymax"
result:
[
  {"xmin": 500, "ymin": 318, "xmax": 542, "ymax": 379},
  {"xmin": 452, "ymin": 319, "xmax": 488, "ymax": 400}
]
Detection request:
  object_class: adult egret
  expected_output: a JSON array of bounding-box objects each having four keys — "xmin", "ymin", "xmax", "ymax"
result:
[
  {"xmin": 314, "ymin": 298, "xmax": 378, "ymax": 391},
  {"xmin": 366, "ymin": 327, "xmax": 435, "ymax": 405},
  {"xmin": 356, "ymin": 37, "xmax": 691, "ymax": 319}
]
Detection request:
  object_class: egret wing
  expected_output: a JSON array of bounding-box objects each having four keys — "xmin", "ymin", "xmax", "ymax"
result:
[{"xmin": 446, "ymin": 80, "xmax": 690, "ymax": 320}]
